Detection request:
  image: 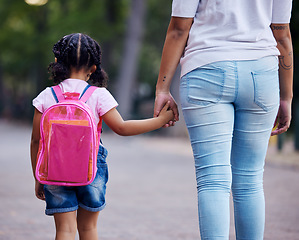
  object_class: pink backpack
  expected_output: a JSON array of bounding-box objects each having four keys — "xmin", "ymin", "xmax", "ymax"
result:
[{"xmin": 35, "ymin": 85, "xmax": 101, "ymax": 186}]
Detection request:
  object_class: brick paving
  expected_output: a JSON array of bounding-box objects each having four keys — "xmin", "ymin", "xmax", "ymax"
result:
[{"xmin": 0, "ymin": 120, "xmax": 298, "ymax": 240}]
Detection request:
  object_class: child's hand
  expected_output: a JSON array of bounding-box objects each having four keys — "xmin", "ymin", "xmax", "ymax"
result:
[
  {"xmin": 154, "ymin": 92, "xmax": 179, "ymax": 127},
  {"xmin": 158, "ymin": 101, "xmax": 175, "ymax": 125},
  {"xmin": 35, "ymin": 180, "xmax": 45, "ymax": 201}
]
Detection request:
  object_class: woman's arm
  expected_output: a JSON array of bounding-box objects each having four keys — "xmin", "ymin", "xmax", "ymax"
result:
[
  {"xmin": 30, "ymin": 108, "xmax": 45, "ymax": 200},
  {"xmin": 154, "ymin": 16, "xmax": 193, "ymax": 122},
  {"xmin": 102, "ymin": 102, "xmax": 174, "ymax": 136},
  {"xmin": 270, "ymin": 23, "xmax": 293, "ymax": 135}
]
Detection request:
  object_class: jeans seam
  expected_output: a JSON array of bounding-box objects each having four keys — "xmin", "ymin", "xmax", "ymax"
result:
[
  {"xmin": 233, "ymin": 61, "xmax": 239, "ymax": 104},
  {"xmin": 251, "ymin": 72, "xmax": 270, "ymax": 112}
]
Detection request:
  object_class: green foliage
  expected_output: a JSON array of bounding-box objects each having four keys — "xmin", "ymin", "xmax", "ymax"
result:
[
  {"xmin": 291, "ymin": 0, "xmax": 299, "ymax": 55},
  {"xmin": 137, "ymin": 0, "xmax": 172, "ymax": 95},
  {"xmin": 0, "ymin": 0, "xmax": 130, "ymax": 119},
  {"xmin": 0, "ymin": 0, "xmax": 298, "ymax": 119},
  {"xmin": 0, "ymin": 0, "xmax": 128, "ymax": 81},
  {"xmin": 290, "ymin": 0, "xmax": 299, "ymax": 102}
]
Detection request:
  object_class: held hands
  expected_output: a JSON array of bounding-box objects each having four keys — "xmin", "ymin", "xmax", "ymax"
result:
[
  {"xmin": 158, "ymin": 101, "xmax": 175, "ymax": 126},
  {"xmin": 154, "ymin": 92, "xmax": 179, "ymax": 127},
  {"xmin": 271, "ymin": 99, "xmax": 292, "ymax": 136},
  {"xmin": 35, "ymin": 180, "xmax": 45, "ymax": 201}
]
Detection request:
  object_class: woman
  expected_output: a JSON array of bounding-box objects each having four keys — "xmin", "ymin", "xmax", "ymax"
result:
[{"xmin": 154, "ymin": 0, "xmax": 293, "ymax": 239}]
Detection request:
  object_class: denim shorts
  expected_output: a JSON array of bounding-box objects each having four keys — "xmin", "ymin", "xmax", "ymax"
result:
[{"xmin": 44, "ymin": 145, "xmax": 108, "ymax": 216}]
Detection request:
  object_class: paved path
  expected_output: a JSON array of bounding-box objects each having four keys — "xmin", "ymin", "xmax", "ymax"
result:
[{"xmin": 0, "ymin": 120, "xmax": 298, "ymax": 240}]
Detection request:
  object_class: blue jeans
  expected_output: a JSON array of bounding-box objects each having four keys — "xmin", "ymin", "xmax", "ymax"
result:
[{"xmin": 180, "ymin": 56, "xmax": 279, "ymax": 239}]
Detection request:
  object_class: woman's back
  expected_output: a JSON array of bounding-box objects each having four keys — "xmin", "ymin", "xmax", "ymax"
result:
[{"xmin": 171, "ymin": 0, "xmax": 293, "ymax": 76}]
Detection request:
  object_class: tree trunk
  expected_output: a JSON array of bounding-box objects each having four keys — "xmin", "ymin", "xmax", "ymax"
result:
[
  {"xmin": 0, "ymin": 62, "xmax": 4, "ymax": 116},
  {"xmin": 101, "ymin": 0, "xmax": 119, "ymax": 75},
  {"xmin": 115, "ymin": 0, "xmax": 147, "ymax": 119}
]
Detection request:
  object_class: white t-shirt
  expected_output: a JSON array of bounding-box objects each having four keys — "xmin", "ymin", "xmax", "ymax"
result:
[
  {"xmin": 32, "ymin": 78, "xmax": 118, "ymax": 126},
  {"xmin": 171, "ymin": 0, "xmax": 293, "ymax": 77}
]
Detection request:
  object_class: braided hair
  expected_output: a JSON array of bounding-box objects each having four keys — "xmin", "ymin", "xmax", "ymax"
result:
[{"xmin": 48, "ymin": 33, "xmax": 108, "ymax": 87}]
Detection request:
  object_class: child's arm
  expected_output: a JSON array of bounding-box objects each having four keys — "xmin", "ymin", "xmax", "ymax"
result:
[
  {"xmin": 102, "ymin": 102, "xmax": 174, "ymax": 136},
  {"xmin": 30, "ymin": 108, "xmax": 45, "ymax": 200}
]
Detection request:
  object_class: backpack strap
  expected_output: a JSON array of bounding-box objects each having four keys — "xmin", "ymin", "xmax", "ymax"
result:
[
  {"xmin": 51, "ymin": 85, "xmax": 65, "ymax": 103},
  {"xmin": 51, "ymin": 84, "xmax": 97, "ymax": 103},
  {"xmin": 80, "ymin": 85, "xmax": 97, "ymax": 103}
]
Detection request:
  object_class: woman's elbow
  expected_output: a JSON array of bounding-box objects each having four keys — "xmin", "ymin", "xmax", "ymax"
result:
[{"xmin": 276, "ymin": 36, "xmax": 292, "ymax": 48}]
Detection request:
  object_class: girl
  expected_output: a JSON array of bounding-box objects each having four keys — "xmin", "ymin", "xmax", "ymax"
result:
[{"xmin": 30, "ymin": 33, "xmax": 174, "ymax": 240}]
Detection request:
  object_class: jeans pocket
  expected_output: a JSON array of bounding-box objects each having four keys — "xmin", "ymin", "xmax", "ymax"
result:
[
  {"xmin": 97, "ymin": 163, "xmax": 109, "ymax": 184},
  {"xmin": 186, "ymin": 67, "xmax": 225, "ymax": 107},
  {"xmin": 97, "ymin": 145, "xmax": 108, "ymax": 164},
  {"xmin": 251, "ymin": 70, "xmax": 279, "ymax": 112}
]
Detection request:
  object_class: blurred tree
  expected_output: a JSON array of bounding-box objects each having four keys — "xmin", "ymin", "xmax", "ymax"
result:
[
  {"xmin": 0, "ymin": 0, "xmax": 48, "ymax": 118},
  {"xmin": 115, "ymin": 0, "xmax": 147, "ymax": 119},
  {"xmin": 132, "ymin": 0, "xmax": 173, "ymax": 120},
  {"xmin": 291, "ymin": 0, "xmax": 299, "ymax": 97},
  {"xmin": 290, "ymin": 0, "xmax": 299, "ymax": 149},
  {"xmin": 0, "ymin": 62, "xmax": 3, "ymax": 114},
  {"xmin": 0, "ymin": 0, "xmax": 298, "ymax": 137},
  {"xmin": 0, "ymin": 0, "xmax": 128, "ymax": 120},
  {"xmin": 138, "ymin": 0, "xmax": 172, "ymax": 89}
]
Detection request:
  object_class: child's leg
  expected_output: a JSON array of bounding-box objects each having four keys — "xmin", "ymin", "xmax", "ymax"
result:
[
  {"xmin": 77, "ymin": 207, "xmax": 100, "ymax": 240},
  {"xmin": 53, "ymin": 211, "xmax": 77, "ymax": 240}
]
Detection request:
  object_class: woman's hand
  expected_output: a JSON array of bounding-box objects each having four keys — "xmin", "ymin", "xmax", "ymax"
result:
[
  {"xmin": 154, "ymin": 92, "xmax": 179, "ymax": 127},
  {"xmin": 271, "ymin": 99, "xmax": 292, "ymax": 136},
  {"xmin": 153, "ymin": 17, "xmax": 193, "ymax": 127},
  {"xmin": 35, "ymin": 180, "xmax": 45, "ymax": 201}
]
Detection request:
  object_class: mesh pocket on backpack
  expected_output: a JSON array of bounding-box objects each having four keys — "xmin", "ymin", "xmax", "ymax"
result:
[{"xmin": 47, "ymin": 123, "xmax": 91, "ymax": 183}]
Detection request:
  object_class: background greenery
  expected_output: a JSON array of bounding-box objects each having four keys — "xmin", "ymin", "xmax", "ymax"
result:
[
  {"xmin": 0, "ymin": 0, "xmax": 171, "ymax": 120},
  {"xmin": 0, "ymin": 0, "xmax": 298, "ymax": 139}
]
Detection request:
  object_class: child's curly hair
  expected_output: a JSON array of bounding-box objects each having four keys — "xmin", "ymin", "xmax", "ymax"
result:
[{"xmin": 48, "ymin": 33, "xmax": 108, "ymax": 87}]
